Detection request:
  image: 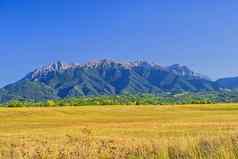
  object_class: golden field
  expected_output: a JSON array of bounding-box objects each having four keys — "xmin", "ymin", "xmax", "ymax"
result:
[{"xmin": 1, "ymin": 104, "xmax": 238, "ymax": 159}]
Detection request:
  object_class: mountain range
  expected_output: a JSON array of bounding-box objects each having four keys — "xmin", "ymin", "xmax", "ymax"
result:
[{"xmin": 0, "ymin": 59, "xmax": 238, "ymax": 103}]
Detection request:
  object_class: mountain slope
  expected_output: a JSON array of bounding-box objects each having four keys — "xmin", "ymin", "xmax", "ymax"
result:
[
  {"xmin": 167, "ymin": 64, "xmax": 210, "ymax": 80},
  {"xmin": 216, "ymin": 77, "xmax": 238, "ymax": 90},
  {"xmin": 0, "ymin": 60, "xmax": 220, "ymax": 102},
  {"xmin": 0, "ymin": 80, "xmax": 57, "ymax": 103}
]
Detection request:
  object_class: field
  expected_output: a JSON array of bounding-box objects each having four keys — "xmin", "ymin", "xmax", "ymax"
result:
[{"xmin": 1, "ymin": 104, "xmax": 238, "ymax": 158}]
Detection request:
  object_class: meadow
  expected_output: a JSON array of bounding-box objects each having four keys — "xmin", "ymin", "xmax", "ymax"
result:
[{"xmin": 1, "ymin": 104, "xmax": 238, "ymax": 158}]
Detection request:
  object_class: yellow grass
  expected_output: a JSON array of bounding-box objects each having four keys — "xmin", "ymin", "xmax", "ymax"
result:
[{"xmin": 1, "ymin": 104, "xmax": 238, "ymax": 158}]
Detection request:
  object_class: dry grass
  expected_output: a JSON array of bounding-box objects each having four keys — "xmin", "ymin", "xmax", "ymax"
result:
[{"xmin": 1, "ymin": 104, "xmax": 238, "ymax": 158}]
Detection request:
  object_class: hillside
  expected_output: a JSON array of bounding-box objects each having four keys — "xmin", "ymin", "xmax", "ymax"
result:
[
  {"xmin": 0, "ymin": 59, "xmax": 235, "ymax": 103},
  {"xmin": 216, "ymin": 77, "xmax": 238, "ymax": 90}
]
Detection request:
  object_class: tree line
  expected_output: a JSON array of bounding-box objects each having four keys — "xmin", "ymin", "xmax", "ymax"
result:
[{"xmin": 1, "ymin": 93, "xmax": 221, "ymax": 107}]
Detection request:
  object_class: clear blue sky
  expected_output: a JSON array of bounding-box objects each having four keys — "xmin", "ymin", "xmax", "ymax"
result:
[{"xmin": 0, "ymin": 0, "xmax": 238, "ymax": 86}]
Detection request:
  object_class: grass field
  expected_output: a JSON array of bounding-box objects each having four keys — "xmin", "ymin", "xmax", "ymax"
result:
[{"xmin": 1, "ymin": 104, "xmax": 238, "ymax": 158}]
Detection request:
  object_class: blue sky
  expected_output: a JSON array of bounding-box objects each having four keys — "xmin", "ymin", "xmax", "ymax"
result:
[{"xmin": 0, "ymin": 0, "xmax": 238, "ymax": 86}]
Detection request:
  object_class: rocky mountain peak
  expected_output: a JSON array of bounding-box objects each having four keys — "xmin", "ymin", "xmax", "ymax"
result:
[
  {"xmin": 25, "ymin": 61, "xmax": 76, "ymax": 80},
  {"xmin": 0, "ymin": 59, "xmax": 224, "ymax": 103},
  {"xmin": 168, "ymin": 64, "xmax": 193, "ymax": 75},
  {"xmin": 167, "ymin": 64, "xmax": 210, "ymax": 80}
]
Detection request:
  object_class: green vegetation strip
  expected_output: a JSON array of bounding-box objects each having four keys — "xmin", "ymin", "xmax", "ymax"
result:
[{"xmin": 4, "ymin": 92, "xmax": 238, "ymax": 107}]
